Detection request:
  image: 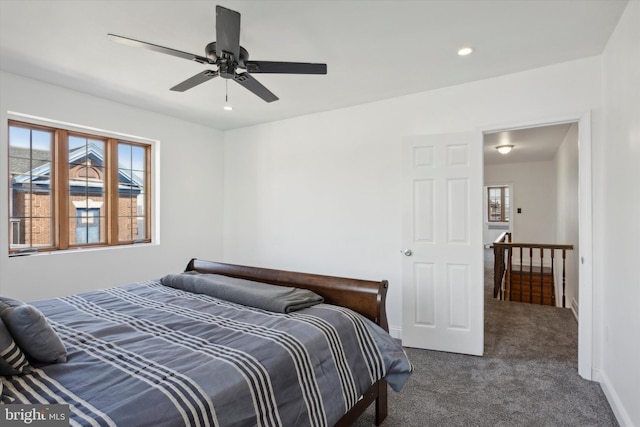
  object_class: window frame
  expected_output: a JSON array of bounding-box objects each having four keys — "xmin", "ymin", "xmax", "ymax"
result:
[
  {"xmin": 8, "ymin": 119, "xmax": 152, "ymax": 254},
  {"xmin": 487, "ymin": 185, "xmax": 509, "ymax": 223}
]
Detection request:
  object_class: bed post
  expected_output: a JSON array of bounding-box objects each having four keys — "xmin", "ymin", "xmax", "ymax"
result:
[{"xmin": 375, "ymin": 379, "xmax": 388, "ymax": 425}]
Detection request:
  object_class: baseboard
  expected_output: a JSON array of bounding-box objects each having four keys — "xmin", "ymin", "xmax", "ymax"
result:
[
  {"xmin": 570, "ymin": 297, "xmax": 579, "ymax": 321},
  {"xmin": 597, "ymin": 369, "xmax": 635, "ymax": 427}
]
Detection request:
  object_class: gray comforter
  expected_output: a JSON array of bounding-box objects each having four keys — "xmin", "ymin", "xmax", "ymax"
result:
[{"xmin": 1, "ymin": 279, "xmax": 412, "ymax": 427}]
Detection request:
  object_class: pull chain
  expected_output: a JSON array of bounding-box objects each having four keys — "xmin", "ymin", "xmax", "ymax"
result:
[{"xmin": 224, "ymin": 80, "xmax": 233, "ymax": 111}]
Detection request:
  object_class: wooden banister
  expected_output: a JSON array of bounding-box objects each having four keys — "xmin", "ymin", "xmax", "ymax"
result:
[
  {"xmin": 492, "ymin": 232, "xmax": 511, "ymax": 299},
  {"xmin": 492, "ymin": 233, "xmax": 573, "ymax": 307},
  {"xmin": 493, "ymin": 242, "xmax": 574, "ymax": 251}
]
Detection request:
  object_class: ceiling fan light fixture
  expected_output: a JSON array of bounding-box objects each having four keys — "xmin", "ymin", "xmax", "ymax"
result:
[
  {"xmin": 496, "ymin": 144, "xmax": 514, "ymax": 154},
  {"xmin": 457, "ymin": 47, "xmax": 473, "ymax": 56}
]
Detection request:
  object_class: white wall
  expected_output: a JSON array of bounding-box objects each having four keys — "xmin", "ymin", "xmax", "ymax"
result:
[
  {"xmin": 484, "ymin": 161, "xmax": 556, "ymax": 245},
  {"xmin": 223, "ymin": 56, "xmax": 602, "ymax": 339},
  {"xmin": 597, "ymin": 2, "xmax": 640, "ymax": 426},
  {"xmin": 554, "ymin": 122, "xmax": 579, "ymax": 313},
  {"xmin": 0, "ymin": 72, "xmax": 225, "ymax": 301}
]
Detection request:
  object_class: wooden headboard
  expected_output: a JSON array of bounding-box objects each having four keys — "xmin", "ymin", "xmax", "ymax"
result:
[{"xmin": 185, "ymin": 258, "xmax": 389, "ymax": 332}]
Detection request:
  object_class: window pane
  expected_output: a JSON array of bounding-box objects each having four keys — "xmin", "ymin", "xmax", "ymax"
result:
[
  {"xmin": 30, "ymin": 217, "xmax": 53, "ymax": 248},
  {"xmin": 118, "ymin": 144, "xmax": 132, "ymax": 170},
  {"xmin": 68, "ymin": 135, "xmax": 86, "ymax": 153},
  {"xmin": 8, "ymin": 125, "xmax": 54, "ymax": 251},
  {"xmin": 118, "ymin": 217, "xmax": 146, "ymax": 241},
  {"xmin": 117, "ymin": 142, "xmax": 148, "ymax": 242},
  {"xmin": 9, "ymin": 183, "xmax": 29, "ymax": 218},
  {"xmin": 9, "ymin": 127, "xmax": 53, "ymax": 161},
  {"xmin": 131, "ymin": 145, "xmax": 145, "ymax": 171},
  {"xmin": 488, "ymin": 188, "xmax": 501, "ymax": 221},
  {"xmin": 32, "ymin": 130, "xmax": 53, "ymax": 157},
  {"xmin": 118, "ymin": 217, "xmax": 133, "ymax": 242},
  {"xmin": 9, "ymin": 157, "xmax": 32, "ymax": 175},
  {"xmin": 67, "ymin": 138, "xmax": 105, "ymax": 246},
  {"xmin": 9, "ymin": 216, "xmax": 55, "ymax": 249},
  {"xmin": 68, "ymin": 165, "xmax": 105, "ymax": 191},
  {"xmin": 136, "ymin": 192, "xmax": 146, "ymax": 215},
  {"xmin": 69, "ymin": 136, "xmax": 104, "ymax": 166},
  {"xmin": 136, "ymin": 217, "xmax": 146, "ymax": 240},
  {"xmin": 504, "ymin": 188, "xmax": 510, "ymax": 221},
  {"xmin": 488, "ymin": 186, "xmax": 509, "ymax": 222},
  {"xmin": 69, "ymin": 213, "xmax": 105, "ymax": 245},
  {"xmin": 31, "ymin": 171, "xmax": 52, "ymax": 188},
  {"xmin": 34, "ymin": 189, "xmax": 52, "ymax": 213},
  {"xmin": 10, "ymin": 174, "xmax": 33, "ymax": 193},
  {"xmin": 9, "ymin": 126, "xmax": 31, "ymax": 151},
  {"xmin": 10, "ymin": 219, "xmax": 25, "ymax": 247}
]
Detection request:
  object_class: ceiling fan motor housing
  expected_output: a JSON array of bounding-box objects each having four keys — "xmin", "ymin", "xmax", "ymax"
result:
[{"xmin": 205, "ymin": 42, "xmax": 250, "ymax": 78}]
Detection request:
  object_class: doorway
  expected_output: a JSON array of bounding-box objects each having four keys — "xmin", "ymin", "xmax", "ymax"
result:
[{"xmin": 481, "ymin": 113, "xmax": 593, "ymax": 380}]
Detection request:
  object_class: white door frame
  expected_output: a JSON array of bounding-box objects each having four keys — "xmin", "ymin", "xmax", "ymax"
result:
[{"xmin": 479, "ymin": 110, "xmax": 593, "ymax": 380}]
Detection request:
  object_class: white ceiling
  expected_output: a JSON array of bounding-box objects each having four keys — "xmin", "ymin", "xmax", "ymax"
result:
[
  {"xmin": 0, "ymin": 0, "xmax": 628, "ymax": 131},
  {"xmin": 483, "ymin": 123, "xmax": 574, "ymax": 165}
]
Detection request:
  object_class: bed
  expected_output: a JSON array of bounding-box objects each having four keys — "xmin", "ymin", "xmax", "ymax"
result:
[{"xmin": 0, "ymin": 259, "xmax": 412, "ymax": 426}]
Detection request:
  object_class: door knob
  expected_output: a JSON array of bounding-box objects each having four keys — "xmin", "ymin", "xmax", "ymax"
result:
[{"xmin": 401, "ymin": 249, "xmax": 413, "ymax": 256}]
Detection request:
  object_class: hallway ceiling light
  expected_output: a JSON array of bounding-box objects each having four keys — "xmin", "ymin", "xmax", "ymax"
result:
[
  {"xmin": 496, "ymin": 144, "xmax": 514, "ymax": 154},
  {"xmin": 457, "ymin": 47, "xmax": 473, "ymax": 56}
]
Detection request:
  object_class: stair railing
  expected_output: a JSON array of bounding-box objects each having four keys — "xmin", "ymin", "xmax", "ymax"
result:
[
  {"xmin": 492, "ymin": 233, "xmax": 574, "ymax": 307},
  {"xmin": 493, "ymin": 232, "xmax": 511, "ymax": 301}
]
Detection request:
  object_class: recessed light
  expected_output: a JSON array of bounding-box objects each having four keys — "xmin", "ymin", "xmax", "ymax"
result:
[
  {"xmin": 223, "ymin": 105, "xmax": 233, "ymax": 111},
  {"xmin": 457, "ymin": 47, "xmax": 473, "ymax": 56}
]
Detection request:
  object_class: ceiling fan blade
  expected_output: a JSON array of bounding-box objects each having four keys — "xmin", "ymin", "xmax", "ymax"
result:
[
  {"xmin": 215, "ymin": 6, "xmax": 241, "ymax": 61},
  {"xmin": 108, "ymin": 34, "xmax": 211, "ymax": 64},
  {"xmin": 245, "ymin": 61, "xmax": 327, "ymax": 74},
  {"xmin": 170, "ymin": 70, "xmax": 219, "ymax": 92},
  {"xmin": 234, "ymin": 73, "xmax": 278, "ymax": 103}
]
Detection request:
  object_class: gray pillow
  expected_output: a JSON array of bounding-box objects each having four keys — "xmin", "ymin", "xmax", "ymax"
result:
[
  {"xmin": 0, "ymin": 317, "xmax": 31, "ymax": 375},
  {"xmin": 0, "ymin": 297, "xmax": 67, "ymax": 364}
]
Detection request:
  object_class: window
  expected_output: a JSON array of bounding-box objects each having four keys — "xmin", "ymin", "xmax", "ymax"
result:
[
  {"xmin": 488, "ymin": 186, "xmax": 509, "ymax": 222},
  {"xmin": 8, "ymin": 120, "xmax": 152, "ymax": 253}
]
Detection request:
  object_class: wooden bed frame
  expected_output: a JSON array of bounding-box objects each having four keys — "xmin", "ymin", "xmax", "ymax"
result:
[{"xmin": 185, "ymin": 258, "xmax": 390, "ymax": 426}]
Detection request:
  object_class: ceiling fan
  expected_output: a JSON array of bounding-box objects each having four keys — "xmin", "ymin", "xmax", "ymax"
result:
[{"xmin": 108, "ymin": 5, "xmax": 327, "ymax": 103}]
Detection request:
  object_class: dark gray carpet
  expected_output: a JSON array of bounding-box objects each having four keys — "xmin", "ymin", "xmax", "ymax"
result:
[{"xmin": 353, "ymin": 250, "xmax": 617, "ymax": 426}]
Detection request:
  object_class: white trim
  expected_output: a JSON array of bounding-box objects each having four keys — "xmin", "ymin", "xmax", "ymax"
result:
[
  {"xmin": 570, "ymin": 297, "xmax": 579, "ymax": 321},
  {"xmin": 8, "ymin": 111, "xmax": 156, "ymax": 145},
  {"xmin": 480, "ymin": 111, "xmax": 594, "ymax": 380},
  {"xmin": 577, "ymin": 111, "xmax": 593, "ymax": 380},
  {"xmin": 598, "ymin": 369, "xmax": 633, "ymax": 427}
]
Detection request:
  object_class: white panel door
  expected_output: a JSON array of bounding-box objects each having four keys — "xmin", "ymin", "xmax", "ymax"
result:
[{"xmin": 402, "ymin": 133, "xmax": 484, "ymax": 355}]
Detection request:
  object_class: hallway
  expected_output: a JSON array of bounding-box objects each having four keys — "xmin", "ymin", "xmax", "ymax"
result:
[
  {"xmin": 354, "ymin": 249, "xmax": 617, "ymax": 426},
  {"xmin": 483, "ymin": 248, "xmax": 579, "ymax": 365}
]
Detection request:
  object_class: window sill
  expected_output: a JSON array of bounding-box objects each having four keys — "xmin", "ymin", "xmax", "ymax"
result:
[{"xmin": 8, "ymin": 242, "xmax": 157, "ymax": 258}]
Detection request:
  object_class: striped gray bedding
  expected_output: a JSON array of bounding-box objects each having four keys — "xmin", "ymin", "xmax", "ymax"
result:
[{"xmin": 1, "ymin": 279, "xmax": 412, "ymax": 427}]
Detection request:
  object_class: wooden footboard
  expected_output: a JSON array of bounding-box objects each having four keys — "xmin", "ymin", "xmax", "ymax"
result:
[{"xmin": 185, "ymin": 258, "xmax": 390, "ymax": 425}]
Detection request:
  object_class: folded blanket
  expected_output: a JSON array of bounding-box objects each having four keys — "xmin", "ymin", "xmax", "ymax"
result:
[{"xmin": 160, "ymin": 272, "xmax": 324, "ymax": 313}]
